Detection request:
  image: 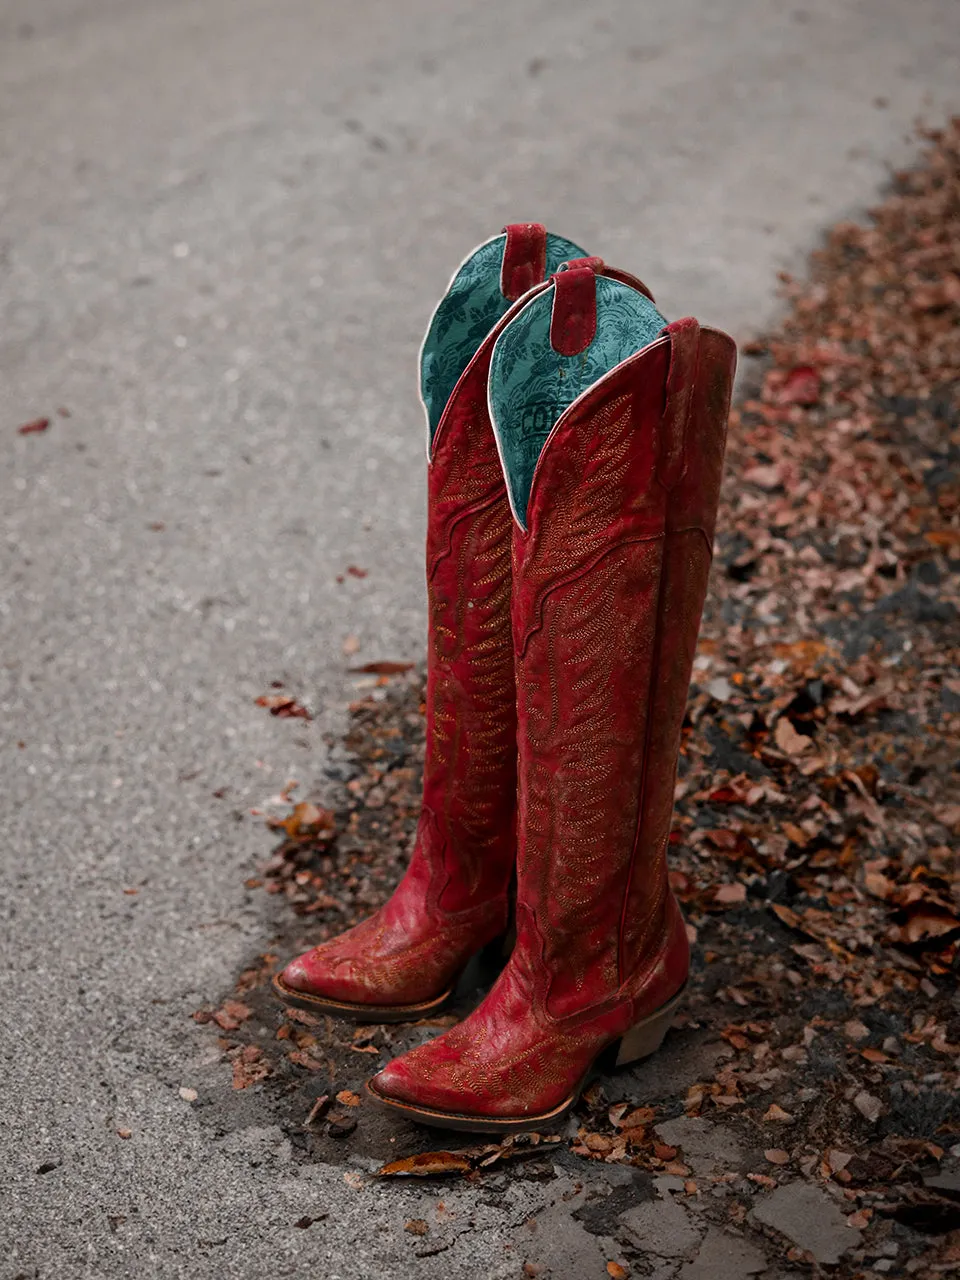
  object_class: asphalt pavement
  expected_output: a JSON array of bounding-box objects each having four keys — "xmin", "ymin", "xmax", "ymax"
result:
[{"xmin": 1, "ymin": 1, "xmax": 958, "ymax": 1276}]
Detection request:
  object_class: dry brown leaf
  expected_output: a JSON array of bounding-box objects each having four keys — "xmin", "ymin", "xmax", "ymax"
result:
[
  {"xmin": 287, "ymin": 1050, "xmax": 325, "ymax": 1072},
  {"xmin": 305, "ymin": 1095, "xmax": 331, "ymax": 1126},
  {"xmin": 608, "ymin": 1102, "xmax": 628, "ymax": 1127},
  {"xmin": 267, "ymin": 801, "xmax": 336, "ymax": 841},
  {"xmin": 925, "ymin": 529, "xmax": 960, "ymax": 549},
  {"xmin": 714, "ymin": 882, "xmax": 747, "ymax": 905},
  {"xmin": 350, "ymin": 661, "xmax": 415, "ymax": 675},
  {"xmin": 377, "ymin": 1151, "xmax": 473, "ymax": 1178},
  {"xmin": 763, "ymin": 1104, "xmax": 794, "ymax": 1122},
  {"xmin": 286, "ymin": 1007, "xmax": 320, "ymax": 1026},
  {"xmin": 770, "ymin": 903, "xmax": 803, "ymax": 931},
  {"xmin": 621, "ymin": 1126, "xmax": 648, "ymax": 1146},
  {"xmin": 617, "ymin": 1106, "xmax": 655, "ymax": 1129},
  {"xmin": 232, "ymin": 1054, "xmax": 270, "ymax": 1090},
  {"xmin": 861, "ymin": 1047, "xmax": 890, "ymax": 1064},
  {"xmin": 853, "ymin": 1091, "xmax": 883, "ymax": 1123},
  {"xmin": 898, "ymin": 905, "xmax": 960, "ymax": 945},
  {"xmin": 255, "ymin": 693, "xmax": 312, "ymax": 720},
  {"xmin": 777, "ymin": 364, "xmax": 821, "ymax": 405},
  {"xmin": 782, "ymin": 821, "xmax": 809, "ymax": 847},
  {"xmin": 774, "ymin": 717, "xmax": 813, "ymax": 755},
  {"xmin": 864, "ymin": 871, "xmax": 894, "ymax": 899},
  {"xmin": 212, "ymin": 999, "xmax": 251, "ymax": 1031},
  {"xmin": 584, "ymin": 1133, "xmax": 615, "ymax": 1153},
  {"xmin": 221, "ymin": 999, "xmax": 251, "ymax": 1020},
  {"xmin": 18, "ymin": 417, "xmax": 50, "ymax": 435}
]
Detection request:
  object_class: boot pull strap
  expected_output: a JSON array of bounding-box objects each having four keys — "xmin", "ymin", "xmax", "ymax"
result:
[
  {"xmin": 548, "ymin": 258, "xmax": 604, "ymax": 355},
  {"xmin": 659, "ymin": 317, "xmax": 701, "ymax": 490},
  {"xmin": 549, "ymin": 258, "xmax": 658, "ymax": 356},
  {"xmin": 500, "ymin": 223, "xmax": 548, "ymax": 301}
]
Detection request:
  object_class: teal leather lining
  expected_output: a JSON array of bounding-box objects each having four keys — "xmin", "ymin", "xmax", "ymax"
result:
[
  {"xmin": 420, "ymin": 231, "xmax": 588, "ymax": 443},
  {"xmin": 488, "ymin": 277, "xmax": 666, "ymax": 527}
]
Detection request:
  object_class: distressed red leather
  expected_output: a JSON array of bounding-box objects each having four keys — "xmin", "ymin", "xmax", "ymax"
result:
[
  {"xmin": 278, "ymin": 287, "xmax": 555, "ymax": 1014},
  {"xmin": 549, "ymin": 264, "xmax": 600, "ymax": 355},
  {"xmin": 370, "ymin": 318, "xmax": 736, "ymax": 1113},
  {"xmin": 500, "ymin": 223, "xmax": 548, "ymax": 301}
]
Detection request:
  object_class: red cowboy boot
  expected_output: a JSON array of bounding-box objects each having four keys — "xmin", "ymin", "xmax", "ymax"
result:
[
  {"xmin": 368, "ymin": 261, "xmax": 735, "ymax": 1116},
  {"xmin": 273, "ymin": 226, "xmax": 591, "ymax": 1021}
]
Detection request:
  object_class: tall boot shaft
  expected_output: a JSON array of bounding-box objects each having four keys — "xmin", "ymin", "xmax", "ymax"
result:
[
  {"xmin": 511, "ymin": 315, "xmax": 735, "ymax": 1017},
  {"xmin": 416, "ymin": 226, "xmax": 594, "ymax": 914},
  {"xmin": 416, "ymin": 325, "xmax": 519, "ymax": 913}
]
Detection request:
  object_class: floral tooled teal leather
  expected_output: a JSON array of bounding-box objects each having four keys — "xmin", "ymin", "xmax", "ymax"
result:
[
  {"xmin": 489, "ymin": 276, "xmax": 665, "ymax": 525},
  {"xmin": 421, "ymin": 231, "xmax": 587, "ymax": 441}
]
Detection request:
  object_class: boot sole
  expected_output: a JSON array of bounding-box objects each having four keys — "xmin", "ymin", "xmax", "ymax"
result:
[
  {"xmin": 365, "ymin": 984, "xmax": 686, "ymax": 1133},
  {"xmin": 271, "ymin": 928, "xmax": 515, "ymax": 1025},
  {"xmin": 271, "ymin": 971, "xmax": 457, "ymax": 1023}
]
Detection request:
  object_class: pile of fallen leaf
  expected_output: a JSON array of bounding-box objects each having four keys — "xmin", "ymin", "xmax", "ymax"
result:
[
  {"xmin": 199, "ymin": 120, "xmax": 960, "ymax": 1278},
  {"xmin": 682, "ymin": 110, "xmax": 960, "ymax": 986}
]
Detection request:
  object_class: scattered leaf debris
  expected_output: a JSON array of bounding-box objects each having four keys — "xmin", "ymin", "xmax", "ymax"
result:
[{"xmin": 255, "ymin": 694, "xmax": 313, "ymax": 720}]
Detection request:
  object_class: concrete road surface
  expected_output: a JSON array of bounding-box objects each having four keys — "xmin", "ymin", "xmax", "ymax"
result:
[{"xmin": 1, "ymin": 1, "xmax": 958, "ymax": 1276}]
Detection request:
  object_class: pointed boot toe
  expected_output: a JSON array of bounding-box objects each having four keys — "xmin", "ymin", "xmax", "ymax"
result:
[
  {"xmin": 272, "ymin": 944, "xmax": 358, "ymax": 1010},
  {"xmin": 367, "ymin": 1057, "xmax": 421, "ymax": 1108},
  {"xmin": 279, "ymin": 953, "xmax": 313, "ymax": 995},
  {"xmin": 273, "ymin": 933, "xmax": 454, "ymax": 1023},
  {"xmin": 366, "ymin": 1044, "xmax": 488, "ymax": 1127}
]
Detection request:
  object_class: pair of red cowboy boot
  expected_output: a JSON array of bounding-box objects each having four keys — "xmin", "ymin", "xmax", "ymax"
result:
[{"xmin": 274, "ymin": 225, "xmax": 736, "ymax": 1132}]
